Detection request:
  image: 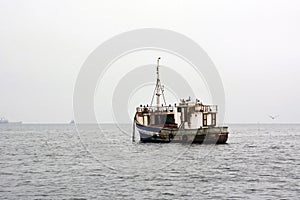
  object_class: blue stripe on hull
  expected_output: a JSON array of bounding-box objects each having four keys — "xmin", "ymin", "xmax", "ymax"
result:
[
  {"xmin": 136, "ymin": 123, "xmax": 161, "ymax": 132},
  {"xmin": 136, "ymin": 124, "xmax": 160, "ymax": 140},
  {"xmin": 136, "ymin": 123, "xmax": 171, "ymax": 142}
]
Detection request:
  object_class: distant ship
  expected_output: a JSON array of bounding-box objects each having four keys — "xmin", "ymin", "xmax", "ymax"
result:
[
  {"xmin": 0, "ymin": 117, "xmax": 22, "ymax": 124},
  {"xmin": 133, "ymin": 58, "xmax": 229, "ymax": 144}
]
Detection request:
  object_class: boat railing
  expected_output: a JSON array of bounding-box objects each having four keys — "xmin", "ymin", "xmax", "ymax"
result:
[
  {"xmin": 136, "ymin": 105, "xmax": 175, "ymax": 113},
  {"xmin": 200, "ymin": 104, "xmax": 218, "ymax": 113},
  {"xmin": 136, "ymin": 104, "xmax": 218, "ymax": 113}
]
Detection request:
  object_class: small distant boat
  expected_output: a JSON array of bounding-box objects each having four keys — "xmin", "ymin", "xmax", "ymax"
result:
[
  {"xmin": 133, "ymin": 58, "xmax": 229, "ymax": 144},
  {"xmin": 0, "ymin": 117, "xmax": 22, "ymax": 124}
]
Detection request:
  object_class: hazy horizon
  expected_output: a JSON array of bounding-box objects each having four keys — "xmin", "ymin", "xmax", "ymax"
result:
[{"xmin": 1, "ymin": 0, "xmax": 300, "ymax": 124}]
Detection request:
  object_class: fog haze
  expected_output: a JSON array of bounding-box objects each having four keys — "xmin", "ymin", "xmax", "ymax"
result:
[{"xmin": 1, "ymin": 0, "xmax": 299, "ymax": 123}]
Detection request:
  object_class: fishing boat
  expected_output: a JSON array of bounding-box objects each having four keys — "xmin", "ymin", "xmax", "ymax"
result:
[
  {"xmin": 0, "ymin": 117, "xmax": 22, "ymax": 124},
  {"xmin": 0, "ymin": 117, "xmax": 8, "ymax": 124},
  {"xmin": 133, "ymin": 58, "xmax": 229, "ymax": 144}
]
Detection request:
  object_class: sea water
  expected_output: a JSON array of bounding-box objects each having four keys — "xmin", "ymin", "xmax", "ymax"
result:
[{"xmin": 0, "ymin": 124, "xmax": 299, "ymax": 199}]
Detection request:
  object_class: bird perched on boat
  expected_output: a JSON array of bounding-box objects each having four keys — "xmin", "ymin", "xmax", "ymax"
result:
[{"xmin": 268, "ymin": 115, "xmax": 279, "ymax": 120}]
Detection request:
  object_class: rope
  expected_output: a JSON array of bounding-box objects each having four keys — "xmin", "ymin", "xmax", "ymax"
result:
[{"xmin": 132, "ymin": 118, "xmax": 136, "ymax": 142}]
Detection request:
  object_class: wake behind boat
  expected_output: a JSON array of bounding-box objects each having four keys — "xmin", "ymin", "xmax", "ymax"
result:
[{"xmin": 133, "ymin": 58, "xmax": 228, "ymax": 144}]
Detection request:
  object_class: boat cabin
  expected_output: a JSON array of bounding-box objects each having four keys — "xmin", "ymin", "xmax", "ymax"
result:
[{"xmin": 135, "ymin": 98, "xmax": 217, "ymax": 129}]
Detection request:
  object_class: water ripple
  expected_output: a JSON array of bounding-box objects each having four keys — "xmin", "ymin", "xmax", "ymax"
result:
[{"xmin": 0, "ymin": 124, "xmax": 299, "ymax": 199}]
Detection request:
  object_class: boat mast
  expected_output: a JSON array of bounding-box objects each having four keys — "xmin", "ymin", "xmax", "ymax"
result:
[
  {"xmin": 150, "ymin": 57, "xmax": 166, "ymax": 108},
  {"xmin": 156, "ymin": 57, "xmax": 161, "ymax": 108}
]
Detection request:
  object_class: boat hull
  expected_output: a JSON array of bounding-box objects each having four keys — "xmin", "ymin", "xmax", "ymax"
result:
[{"xmin": 136, "ymin": 123, "xmax": 228, "ymax": 144}]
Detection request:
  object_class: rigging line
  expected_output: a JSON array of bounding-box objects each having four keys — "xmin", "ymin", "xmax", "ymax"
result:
[
  {"xmin": 132, "ymin": 117, "xmax": 136, "ymax": 142},
  {"xmin": 150, "ymin": 83, "xmax": 158, "ymax": 107},
  {"xmin": 161, "ymin": 86, "xmax": 167, "ymax": 105}
]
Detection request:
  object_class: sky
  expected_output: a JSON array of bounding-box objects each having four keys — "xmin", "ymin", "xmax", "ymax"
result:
[{"xmin": 0, "ymin": 0, "xmax": 299, "ymax": 123}]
